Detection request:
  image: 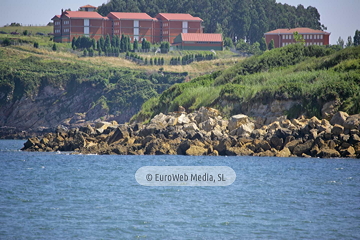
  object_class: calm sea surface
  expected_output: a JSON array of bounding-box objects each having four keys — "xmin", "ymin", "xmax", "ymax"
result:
[{"xmin": 0, "ymin": 140, "xmax": 359, "ymax": 239}]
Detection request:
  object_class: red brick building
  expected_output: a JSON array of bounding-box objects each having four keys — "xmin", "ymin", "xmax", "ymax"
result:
[
  {"xmin": 154, "ymin": 13, "xmax": 203, "ymax": 43},
  {"xmin": 52, "ymin": 7, "xmax": 205, "ymax": 45},
  {"xmin": 264, "ymin": 27, "xmax": 330, "ymax": 48},
  {"xmin": 52, "ymin": 10, "xmax": 108, "ymax": 43},
  {"xmin": 107, "ymin": 12, "xmax": 155, "ymax": 42},
  {"xmin": 173, "ymin": 33, "xmax": 223, "ymax": 50}
]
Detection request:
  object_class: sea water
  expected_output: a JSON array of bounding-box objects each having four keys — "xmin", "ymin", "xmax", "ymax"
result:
[{"xmin": 0, "ymin": 140, "xmax": 359, "ymax": 239}]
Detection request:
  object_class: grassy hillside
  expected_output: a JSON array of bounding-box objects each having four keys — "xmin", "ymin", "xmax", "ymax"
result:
[
  {"xmin": 132, "ymin": 44, "xmax": 360, "ymax": 122},
  {"xmin": 0, "ymin": 26, "xmax": 53, "ymax": 35}
]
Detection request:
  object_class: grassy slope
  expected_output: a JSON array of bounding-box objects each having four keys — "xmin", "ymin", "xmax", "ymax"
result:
[
  {"xmin": 0, "ymin": 38, "xmax": 241, "ymax": 124},
  {"xmin": 0, "ymin": 26, "xmax": 53, "ymax": 35},
  {"xmin": 132, "ymin": 44, "xmax": 360, "ymax": 122}
]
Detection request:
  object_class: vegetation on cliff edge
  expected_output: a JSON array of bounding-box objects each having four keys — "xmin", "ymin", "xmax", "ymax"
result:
[{"xmin": 132, "ymin": 45, "xmax": 360, "ymax": 122}]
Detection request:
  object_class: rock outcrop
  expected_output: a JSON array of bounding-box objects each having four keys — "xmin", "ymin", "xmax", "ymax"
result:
[{"xmin": 22, "ymin": 107, "xmax": 360, "ymax": 158}]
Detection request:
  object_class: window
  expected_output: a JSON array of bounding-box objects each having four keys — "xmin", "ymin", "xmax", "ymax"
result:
[
  {"xmin": 304, "ymin": 35, "xmax": 307, "ymax": 40},
  {"xmin": 64, "ymin": 20, "xmax": 69, "ymax": 25},
  {"xmin": 134, "ymin": 20, "xmax": 139, "ymax": 27},
  {"xmin": 286, "ymin": 35, "xmax": 288, "ymax": 39},
  {"xmin": 282, "ymin": 35, "xmax": 285, "ymax": 39},
  {"xmin": 114, "ymin": 22, "xmax": 119, "ymax": 26},
  {"xmin": 310, "ymin": 35, "xmax": 312, "ymax": 39},
  {"xmin": 55, "ymin": 29, "xmax": 60, "ymax": 33},
  {"xmin": 320, "ymin": 42, "xmax": 323, "ymax": 45},
  {"xmin": 320, "ymin": 34, "xmax": 323, "ymax": 39},
  {"xmin": 314, "ymin": 35, "xmax": 317, "ymax": 39},
  {"xmin": 182, "ymin": 21, "xmax": 188, "ymax": 33},
  {"xmin": 55, "ymin": 21, "xmax": 60, "ymax": 25},
  {"xmin": 64, "ymin": 29, "xmax": 69, "ymax": 33},
  {"xmin": 84, "ymin": 19, "xmax": 89, "ymax": 26}
]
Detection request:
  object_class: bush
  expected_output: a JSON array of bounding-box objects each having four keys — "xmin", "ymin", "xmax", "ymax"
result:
[
  {"xmin": 2, "ymin": 38, "xmax": 11, "ymax": 46},
  {"xmin": 33, "ymin": 42, "xmax": 39, "ymax": 48}
]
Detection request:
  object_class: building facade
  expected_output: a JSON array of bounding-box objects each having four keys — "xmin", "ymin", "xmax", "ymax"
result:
[
  {"xmin": 154, "ymin": 13, "xmax": 203, "ymax": 43},
  {"xmin": 52, "ymin": 8, "xmax": 204, "ymax": 45},
  {"xmin": 52, "ymin": 10, "xmax": 108, "ymax": 43},
  {"xmin": 173, "ymin": 33, "xmax": 223, "ymax": 50},
  {"xmin": 107, "ymin": 12, "xmax": 155, "ymax": 43},
  {"xmin": 264, "ymin": 27, "xmax": 330, "ymax": 48}
]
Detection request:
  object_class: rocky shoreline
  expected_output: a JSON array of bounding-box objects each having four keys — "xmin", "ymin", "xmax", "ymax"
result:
[{"xmin": 22, "ymin": 107, "xmax": 360, "ymax": 158}]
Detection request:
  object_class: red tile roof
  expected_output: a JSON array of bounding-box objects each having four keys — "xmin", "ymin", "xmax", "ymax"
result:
[
  {"xmin": 265, "ymin": 27, "xmax": 330, "ymax": 35},
  {"xmin": 108, "ymin": 12, "xmax": 153, "ymax": 20},
  {"xmin": 63, "ymin": 11, "xmax": 104, "ymax": 19},
  {"xmin": 80, "ymin": 4, "xmax": 97, "ymax": 8},
  {"xmin": 156, "ymin": 13, "xmax": 202, "ymax": 21},
  {"xmin": 180, "ymin": 33, "xmax": 222, "ymax": 42},
  {"xmin": 51, "ymin": 15, "xmax": 61, "ymax": 20}
]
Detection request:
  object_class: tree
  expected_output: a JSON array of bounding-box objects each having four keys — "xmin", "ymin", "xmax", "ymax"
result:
[
  {"xmin": 2, "ymin": 38, "xmax": 11, "ymax": 46},
  {"xmin": 52, "ymin": 43, "xmax": 57, "ymax": 51},
  {"xmin": 337, "ymin": 37, "xmax": 344, "ymax": 49},
  {"xmin": 259, "ymin": 37, "xmax": 267, "ymax": 51},
  {"xmin": 133, "ymin": 38, "xmax": 139, "ymax": 51},
  {"xmin": 120, "ymin": 34, "xmax": 126, "ymax": 52},
  {"xmin": 33, "ymin": 42, "xmax": 39, "ymax": 48},
  {"xmin": 23, "ymin": 30, "xmax": 28, "ymax": 36},
  {"xmin": 150, "ymin": 58, "xmax": 153, "ymax": 65},
  {"xmin": 72, "ymin": 37, "xmax": 76, "ymax": 49},
  {"xmin": 83, "ymin": 48, "xmax": 88, "ymax": 56},
  {"xmin": 354, "ymin": 30, "xmax": 360, "ymax": 46},
  {"xmin": 91, "ymin": 38, "xmax": 96, "ymax": 49},
  {"xmin": 99, "ymin": 36, "xmax": 105, "ymax": 51},
  {"xmin": 223, "ymin": 37, "xmax": 234, "ymax": 48},
  {"xmin": 268, "ymin": 39, "xmax": 275, "ymax": 50},
  {"xmin": 346, "ymin": 36, "xmax": 353, "ymax": 47},
  {"xmin": 236, "ymin": 39, "xmax": 250, "ymax": 52},
  {"xmin": 160, "ymin": 41, "xmax": 170, "ymax": 53},
  {"xmin": 105, "ymin": 34, "xmax": 111, "ymax": 49},
  {"xmin": 293, "ymin": 31, "xmax": 305, "ymax": 45}
]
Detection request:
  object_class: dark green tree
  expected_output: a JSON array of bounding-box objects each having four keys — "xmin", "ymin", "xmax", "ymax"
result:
[
  {"xmin": 99, "ymin": 36, "xmax": 105, "ymax": 51},
  {"xmin": 105, "ymin": 34, "xmax": 111, "ymax": 49},
  {"xmin": 83, "ymin": 48, "xmax": 88, "ymax": 56},
  {"xmin": 52, "ymin": 43, "xmax": 57, "ymax": 51},
  {"xmin": 33, "ymin": 42, "xmax": 39, "ymax": 48},
  {"xmin": 337, "ymin": 37, "xmax": 344, "ymax": 49},
  {"xmin": 223, "ymin": 37, "xmax": 234, "ymax": 48},
  {"xmin": 133, "ymin": 38, "xmax": 139, "ymax": 51},
  {"xmin": 346, "ymin": 36, "xmax": 353, "ymax": 47},
  {"xmin": 259, "ymin": 37, "xmax": 267, "ymax": 51},
  {"xmin": 72, "ymin": 37, "xmax": 76, "ymax": 49},
  {"xmin": 354, "ymin": 30, "xmax": 360, "ymax": 46},
  {"xmin": 268, "ymin": 39, "xmax": 275, "ymax": 50}
]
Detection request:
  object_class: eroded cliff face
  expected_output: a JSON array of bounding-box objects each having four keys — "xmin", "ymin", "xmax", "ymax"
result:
[{"xmin": 0, "ymin": 83, "xmax": 137, "ymax": 134}]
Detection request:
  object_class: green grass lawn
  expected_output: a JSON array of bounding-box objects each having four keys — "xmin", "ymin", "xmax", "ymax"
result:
[{"xmin": 0, "ymin": 26, "xmax": 53, "ymax": 35}]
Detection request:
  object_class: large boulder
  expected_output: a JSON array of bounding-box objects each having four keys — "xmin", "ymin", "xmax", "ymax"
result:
[
  {"xmin": 343, "ymin": 114, "xmax": 360, "ymax": 130},
  {"xmin": 330, "ymin": 111, "xmax": 349, "ymax": 126},
  {"xmin": 107, "ymin": 125, "xmax": 129, "ymax": 144},
  {"xmin": 228, "ymin": 114, "xmax": 250, "ymax": 132},
  {"xmin": 186, "ymin": 145, "xmax": 208, "ymax": 156},
  {"xmin": 195, "ymin": 107, "xmax": 221, "ymax": 123},
  {"xmin": 183, "ymin": 122, "xmax": 199, "ymax": 132},
  {"xmin": 331, "ymin": 124, "xmax": 344, "ymax": 136},
  {"xmin": 199, "ymin": 118, "xmax": 217, "ymax": 132},
  {"xmin": 293, "ymin": 140, "xmax": 314, "ymax": 156},
  {"xmin": 177, "ymin": 113, "xmax": 191, "ymax": 125},
  {"xmin": 234, "ymin": 122, "xmax": 255, "ymax": 138}
]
